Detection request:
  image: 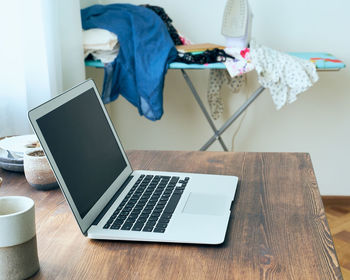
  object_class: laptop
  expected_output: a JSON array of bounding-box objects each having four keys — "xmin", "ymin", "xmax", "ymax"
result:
[{"xmin": 28, "ymin": 79, "xmax": 238, "ymax": 245}]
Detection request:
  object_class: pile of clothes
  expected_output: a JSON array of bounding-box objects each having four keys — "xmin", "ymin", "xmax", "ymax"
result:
[
  {"xmin": 81, "ymin": 4, "xmax": 318, "ymax": 121},
  {"xmin": 81, "ymin": 4, "xmax": 239, "ymax": 121},
  {"xmin": 81, "ymin": 4, "xmax": 178, "ymax": 121}
]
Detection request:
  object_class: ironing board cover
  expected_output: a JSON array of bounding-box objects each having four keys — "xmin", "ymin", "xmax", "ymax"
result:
[{"xmin": 86, "ymin": 52, "xmax": 345, "ymax": 71}]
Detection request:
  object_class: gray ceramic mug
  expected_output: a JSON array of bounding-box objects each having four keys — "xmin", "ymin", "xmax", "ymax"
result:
[{"xmin": 0, "ymin": 196, "xmax": 40, "ymax": 280}]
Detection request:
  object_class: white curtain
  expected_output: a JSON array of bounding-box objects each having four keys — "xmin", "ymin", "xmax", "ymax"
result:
[{"xmin": 0, "ymin": 0, "xmax": 85, "ymax": 137}]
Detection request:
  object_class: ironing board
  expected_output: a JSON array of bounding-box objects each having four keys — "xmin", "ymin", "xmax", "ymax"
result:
[{"xmin": 85, "ymin": 52, "xmax": 345, "ymax": 151}]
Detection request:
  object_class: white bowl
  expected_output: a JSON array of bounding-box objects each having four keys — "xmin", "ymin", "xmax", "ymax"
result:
[{"xmin": 24, "ymin": 148, "xmax": 58, "ymax": 191}]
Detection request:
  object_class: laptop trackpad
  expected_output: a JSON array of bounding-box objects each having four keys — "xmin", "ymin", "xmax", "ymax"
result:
[{"xmin": 182, "ymin": 193, "xmax": 229, "ymax": 216}]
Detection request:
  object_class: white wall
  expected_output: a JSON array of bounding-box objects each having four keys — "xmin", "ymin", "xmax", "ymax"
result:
[{"xmin": 84, "ymin": 0, "xmax": 350, "ymax": 195}]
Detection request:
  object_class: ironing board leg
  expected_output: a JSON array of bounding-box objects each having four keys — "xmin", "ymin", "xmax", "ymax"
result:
[
  {"xmin": 180, "ymin": 69, "xmax": 229, "ymax": 151},
  {"xmin": 200, "ymin": 86, "xmax": 266, "ymax": 151}
]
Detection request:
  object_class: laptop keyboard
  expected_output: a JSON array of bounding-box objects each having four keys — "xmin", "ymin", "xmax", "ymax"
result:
[{"xmin": 103, "ymin": 174, "xmax": 189, "ymax": 233}]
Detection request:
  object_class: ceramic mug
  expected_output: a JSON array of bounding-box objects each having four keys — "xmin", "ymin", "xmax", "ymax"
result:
[
  {"xmin": 24, "ymin": 148, "xmax": 58, "ymax": 190},
  {"xmin": 0, "ymin": 196, "xmax": 40, "ymax": 280}
]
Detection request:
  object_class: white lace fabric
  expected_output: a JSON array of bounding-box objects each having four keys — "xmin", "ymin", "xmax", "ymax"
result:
[{"xmin": 250, "ymin": 41, "xmax": 319, "ymax": 109}]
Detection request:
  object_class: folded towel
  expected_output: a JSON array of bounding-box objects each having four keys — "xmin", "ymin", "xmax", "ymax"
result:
[{"xmin": 83, "ymin": 28, "xmax": 120, "ymax": 64}]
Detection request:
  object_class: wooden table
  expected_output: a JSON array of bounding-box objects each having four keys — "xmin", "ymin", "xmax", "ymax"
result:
[{"xmin": 0, "ymin": 151, "xmax": 342, "ymax": 279}]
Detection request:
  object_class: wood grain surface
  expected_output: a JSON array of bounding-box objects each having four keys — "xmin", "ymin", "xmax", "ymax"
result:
[
  {"xmin": 323, "ymin": 197, "xmax": 350, "ymax": 279},
  {"xmin": 0, "ymin": 151, "xmax": 342, "ymax": 280}
]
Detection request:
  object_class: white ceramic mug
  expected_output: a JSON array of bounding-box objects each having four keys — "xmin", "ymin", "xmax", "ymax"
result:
[{"xmin": 0, "ymin": 196, "xmax": 40, "ymax": 280}]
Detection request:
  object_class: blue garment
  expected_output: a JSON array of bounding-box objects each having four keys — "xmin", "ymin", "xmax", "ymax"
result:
[{"xmin": 81, "ymin": 4, "xmax": 177, "ymax": 121}]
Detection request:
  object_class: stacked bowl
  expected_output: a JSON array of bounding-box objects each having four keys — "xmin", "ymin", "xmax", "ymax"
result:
[
  {"xmin": 0, "ymin": 135, "xmax": 58, "ymax": 190},
  {"xmin": 0, "ymin": 135, "xmax": 39, "ymax": 173}
]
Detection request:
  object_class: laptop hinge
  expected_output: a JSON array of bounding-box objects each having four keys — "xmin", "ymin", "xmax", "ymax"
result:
[{"xmin": 90, "ymin": 175, "xmax": 134, "ymax": 227}]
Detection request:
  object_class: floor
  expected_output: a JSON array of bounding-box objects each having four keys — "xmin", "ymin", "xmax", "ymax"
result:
[{"xmin": 324, "ymin": 198, "xmax": 350, "ymax": 279}]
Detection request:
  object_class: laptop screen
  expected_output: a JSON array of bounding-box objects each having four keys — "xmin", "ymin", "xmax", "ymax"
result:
[{"xmin": 37, "ymin": 88, "xmax": 127, "ymax": 219}]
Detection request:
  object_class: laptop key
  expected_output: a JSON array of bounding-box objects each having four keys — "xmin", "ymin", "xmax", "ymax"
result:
[
  {"xmin": 118, "ymin": 219, "xmax": 127, "ymax": 224},
  {"xmin": 139, "ymin": 213, "xmax": 150, "ymax": 219},
  {"xmin": 147, "ymin": 202, "xmax": 157, "ymax": 207},
  {"xmin": 116, "ymin": 205, "xmax": 123, "ymax": 211},
  {"xmin": 117, "ymin": 215, "xmax": 127, "ymax": 221},
  {"xmin": 142, "ymin": 209, "xmax": 152, "ymax": 215},
  {"xmin": 126, "ymin": 218, "xmax": 136, "ymax": 224},
  {"xmin": 146, "ymin": 203, "xmax": 156, "ymax": 209},
  {"xmin": 142, "ymin": 226, "xmax": 153, "ymax": 232},
  {"xmin": 110, "ymin": 224, "xmax": 122, "ymax": 230},
  {"xmin": 107, "ymin": 217, "xmax": 115, "ymax": 222},
  {"xmin": 155, "ymin": 223, "xmax": 168, "ymax": 229},
  {"xmin": 174, "ymin": 189, "xmax": 184, "ymax": 195},
  {"xmin": 121, "ymin": 224, "xmax": 133, "ymax": 230},
  {"xmin": 158, "ymin": 217, "xmax": 170, "ymax": 224},
  {"xmin": 153, "ymin": 228, "xmax": 166, "ymax": 233},
  {"xmin": 164, "ymin": 193, "xmax": 182, "ymax": 214},
  {"xmin": 136, "ymin": 217, "xmax": 147, "ymax": 223},
  {"xmin": 160, "ymin": 213, "xmax": 172, "ymax": 219},
  {"xmin": 113, "ymin": 211, "xmax": 121, "ymax": 217},
  {"xmin": 149, "ymin": 218, "xmax": 159, "ymax": 224},
  {"xmin": 132, "ymin": 223, "xmax": 144, "ymax": 231},
  {"xmin": 154, "ymin": 207, "xmax": 164, "ymax": 212},
  {"xmin": 112, "ymin": 219, "xmax": 123, "ymax": 225},
  {"xmin": 117, "ymin": 214, "xmax": 128, "ymax": 221},
  {"xmin": 150, "ymin": 215, "xmax": 161, "ymax": 221}
]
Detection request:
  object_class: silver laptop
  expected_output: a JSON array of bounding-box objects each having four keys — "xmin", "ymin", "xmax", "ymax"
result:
[{"xmin": 28, "ymin": 79, "xmax": 238, "ymax": 245}]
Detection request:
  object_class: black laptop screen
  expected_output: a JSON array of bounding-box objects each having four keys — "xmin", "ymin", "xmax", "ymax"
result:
[{"xmin": 37, "ymin": 88, "xmax": 127, "ymax": 219}]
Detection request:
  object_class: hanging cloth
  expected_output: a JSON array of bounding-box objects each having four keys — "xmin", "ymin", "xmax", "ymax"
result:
[
  {"xmin": 81, "ymin": 4, "xmax": 177, "ymax": 121},
  {"xmin": 250, "ymin": 41, "xmax": 319, "ymax": 109}
]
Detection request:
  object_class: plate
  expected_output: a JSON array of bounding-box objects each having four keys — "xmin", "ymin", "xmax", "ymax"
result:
[
  {"xmin": 0, "ymin": 161, "xmax": 24, "ymax": 173},
  {"xmin": 0, "ymin": 148, "xmax": 23, "ymax": 164},
  {"xmin": 0, "ymin": 135, "xmax": 38, "ymax": 157}
]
